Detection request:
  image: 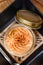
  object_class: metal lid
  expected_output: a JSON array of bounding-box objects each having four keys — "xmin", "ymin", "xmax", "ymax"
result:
[{"xmin": 16, "ymin": 10, "xmax": 42, "ymax": 29}]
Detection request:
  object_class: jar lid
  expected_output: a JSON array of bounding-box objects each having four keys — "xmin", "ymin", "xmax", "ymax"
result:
[{"xmin": 16, "ymin": 10, "xmax": 42, "ymax": 29}]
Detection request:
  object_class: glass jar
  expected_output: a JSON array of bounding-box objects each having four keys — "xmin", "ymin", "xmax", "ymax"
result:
[{"xmin": 4, "ymin": 24, "xmax": 35, "ymax": 57}]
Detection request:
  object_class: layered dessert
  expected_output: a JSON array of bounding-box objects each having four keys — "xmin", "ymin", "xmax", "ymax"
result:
[{"xmin": 4, "ymin": 25, "xmax": 35, "ymax": 57}]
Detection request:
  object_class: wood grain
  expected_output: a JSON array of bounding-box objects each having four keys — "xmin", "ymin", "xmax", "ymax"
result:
[
  {"xmin": 0, "ymin": 0, "xmax": 15, "ymax": 13},
  {"xmin": 31, "ymin": 0, "xmax": 43, "ymax": 14},
  {"xmin": 36, "ymin": 0, "xmax": 43, "ymax": 6}
]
